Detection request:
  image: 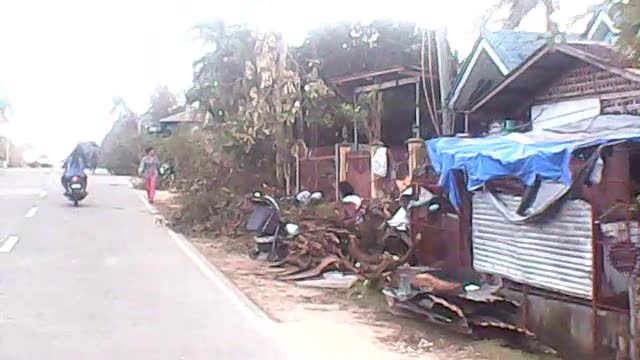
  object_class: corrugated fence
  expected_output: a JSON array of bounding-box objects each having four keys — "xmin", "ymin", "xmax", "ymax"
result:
[{"xmin": 472, "ymin": 192, "xmax": 594, "ymax": 299}]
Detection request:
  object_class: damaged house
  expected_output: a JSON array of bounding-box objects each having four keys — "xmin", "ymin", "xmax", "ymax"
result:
[{"xmin": 410, "ymin": 40, "xmax": 640, "ymax": 359}]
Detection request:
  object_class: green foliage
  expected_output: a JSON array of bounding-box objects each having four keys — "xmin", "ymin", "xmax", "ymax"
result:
[
  {"xmin": 101, "ymin": 136, "xmax": 141, "ymax": 175},
  {"xmin": 101, "ymin": 98, "xmax": 142, "ymax": 175},
  {"xmin": 356, "ymin": 91, "xmax": 383, "ymax": 142},
  {"xmin": 148, "ymin": 85, "xmax": 179, "ymax": 121},
  {"xmin": 294, "ymin": 20, "xmax": 422, "ymax": 79},
  {"xmin": 613, "ymin": 0, "xmax": 640, "ymax": 66}
]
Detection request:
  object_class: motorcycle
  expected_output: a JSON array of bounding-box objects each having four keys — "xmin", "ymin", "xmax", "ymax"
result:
[
  {"xmin": 65, "ymin": 175, "xmax": 87, "ymax": 206},
  {"xmin": 245, "ymin": 191, "xmax": 299, "ymax": 261}
]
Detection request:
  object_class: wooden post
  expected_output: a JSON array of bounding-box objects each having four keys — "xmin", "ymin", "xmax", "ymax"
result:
[
  {"xmin": 370, "ymin": 143, "xmax": 381, "ymax": 199},
  {"xmin": 464, "ymin": 112, "xmax": 470, "ymax": 134},
  {"xmin": 415, "ymin": 81, "xmax": 421, "ymax": 138},
  {"xmin": 294, "ymin": 146, "xmax": 300, "ymax": 194},
  {"xmin": 338, "ymin": 143, "xmax": 351, "ymax": 183},
  {"xmin": 407, "ymin": 138, "xmax": 425, "ymax": 175},
  {"xmin": 353, "ymin": 94, "xmax": 359, "ymax": 151}
]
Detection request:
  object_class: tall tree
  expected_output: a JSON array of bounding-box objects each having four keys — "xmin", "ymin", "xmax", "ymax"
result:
[
  {"xmin": 148, "ymin": 85, "xmax": 179, "ymax": 120},
  {"xmin": 485, "ymin": 0, "xmax": 559, "ymax": 32},
  {"xmin": 612, "ymin": 0, "xmax": 640, "ymax": 65},
  {"xmin": 0, "ymin": 99, "xmax": 11, "ymax": 123}
]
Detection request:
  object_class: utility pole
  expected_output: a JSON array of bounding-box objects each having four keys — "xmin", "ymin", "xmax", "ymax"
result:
[
  {"xmin": 4, "ymin": 139, "xmax": 8, "ymax": 168},
  {"xmin": 435, "ymin": 27, "xmax": 454, "ymax": 135}
]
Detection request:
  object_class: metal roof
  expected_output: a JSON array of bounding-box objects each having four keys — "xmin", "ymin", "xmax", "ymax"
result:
[
  {"xmin": 158, "ymin": 109, "xmax": 210, "ymax": 123},
  {"xmin": 446, "ymin": 31, "xmax": 547, "ymax": 107},
  {"xmin": 482, "ymin": 31, "xmax": 547, "ymax": 72},
  {"xmin": 328, "ymin": 65, "xmax": 430, "ymax": 98},
  {"xmin": 469, "ymin": 42, "xmax": 638, "ymax": 113}
]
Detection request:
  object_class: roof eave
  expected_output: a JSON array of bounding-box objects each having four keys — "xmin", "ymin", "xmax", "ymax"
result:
[{"xmin": 448, "ymin": 37, "xmax": 510, "ymax": 110}]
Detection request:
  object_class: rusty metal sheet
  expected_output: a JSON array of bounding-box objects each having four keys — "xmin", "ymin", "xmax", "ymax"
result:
[
  {"xmin": 472, "ymin": 192, "xmax": 593, "ymax": 299},
  {"xmin": 346, "ymin": 151, "xmax": 371, "ymax": 199},
  {"xmin": 299, "ymin": 146, "xmax": 337, "ymax": 201}
]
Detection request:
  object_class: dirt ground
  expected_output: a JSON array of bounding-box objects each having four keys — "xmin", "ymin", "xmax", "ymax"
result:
[{"xmin": 153, "ymin": 191, "xmax": 562, "ymax": 360}]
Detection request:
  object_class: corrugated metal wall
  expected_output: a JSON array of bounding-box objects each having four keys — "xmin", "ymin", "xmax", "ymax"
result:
[{"xmin": 472, "ymin": 192, "xmax": 594, "ymax": 299}]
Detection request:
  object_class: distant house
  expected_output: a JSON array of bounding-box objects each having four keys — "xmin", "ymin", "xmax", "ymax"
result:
[
  {"xmin": 147, "ymin": 108, "xmax": 211, "ymax": 137},
  {"xmin": 584, "ymin": 3, "xmax": 620, "ymax": 44}
]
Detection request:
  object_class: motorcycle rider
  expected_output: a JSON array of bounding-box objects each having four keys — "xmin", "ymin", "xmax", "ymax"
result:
[{"xmin": 61, "ymin": 144, "xmax": 88, "ymax": 195}]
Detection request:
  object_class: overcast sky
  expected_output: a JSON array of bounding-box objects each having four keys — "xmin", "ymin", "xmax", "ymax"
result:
[{"xmin": 0, "ymin": 0, "xmax": 600, "ymax": 159}]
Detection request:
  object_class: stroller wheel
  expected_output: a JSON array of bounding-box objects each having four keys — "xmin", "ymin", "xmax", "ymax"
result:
[{"xmin": 249, "ymin": 249, "xmax": 260, "ymax": 260}]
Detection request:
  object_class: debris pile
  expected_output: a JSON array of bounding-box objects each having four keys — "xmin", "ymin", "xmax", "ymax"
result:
[
  {"xmin": 244, "ymin": 187, "xmax": 534, "ymax": 342},
  {"xmin": 384, "ymin": 269, "xmax": 532, "ymax": 337},
  {"xmin": 269, "ymin": 199, "xmax": 420, "ymax": 282}
]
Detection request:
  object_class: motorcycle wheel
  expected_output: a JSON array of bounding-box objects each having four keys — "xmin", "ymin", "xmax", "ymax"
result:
[{"xmin": 73, "ymin": 200, "xmax": 79, "ymax": 207}]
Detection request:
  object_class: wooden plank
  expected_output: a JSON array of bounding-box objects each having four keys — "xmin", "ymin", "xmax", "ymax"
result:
[
  {"xmin": 330, "ymin": 66, "xmax": 406, "ymax": 85},
  {"xmin": 557, "ymin": 45, "xmax": 640, "ymax": 84},
  {"xmin": 354, "ymin": 76, "xmax": 419, "ymax": 94},
  {"xmin": 532, "ymin": 89, "xmax": 640, "ymax": 107},
  {"xmin": 305, "ymin": 155, "xmax": 335, "ymax": 161},
  {"xmin": 599, "ymin": 90, "xmax": 640, "ymax": 100}
]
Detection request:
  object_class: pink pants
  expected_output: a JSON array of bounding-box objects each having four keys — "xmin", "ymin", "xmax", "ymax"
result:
[{"xmin": 145, "ymin": 176, "xmax": 157, "ymax": 202}]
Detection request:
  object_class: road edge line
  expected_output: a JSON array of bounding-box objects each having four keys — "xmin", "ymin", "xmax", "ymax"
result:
[
  {"xmin": 25, "ymin": 207, "xmax": 38, "ymax": 218},
  {"xmin": 167, "ymin": 229, "xmax": 274, "ymax": 328},
  {"xmin": 135, "ymin": 190, "xmax": 158, "ymax": 214},
  {"xmin": 0, "ymin": 235, "xmax": 19, "ymax": 253},
  {"xmin": 134, "ymin": 190, "xmax": 276, "ymax": 333}
]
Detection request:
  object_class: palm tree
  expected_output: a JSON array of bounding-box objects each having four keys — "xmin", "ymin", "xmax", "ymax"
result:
[{"xmin": 0, "ymin": 99, "xmax": 11, "ymax": 123}]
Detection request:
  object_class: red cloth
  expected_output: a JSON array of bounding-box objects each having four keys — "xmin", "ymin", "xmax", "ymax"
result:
[{"xmin": 145, "ymin": 175, "xmax": 157, "ymax": 202}]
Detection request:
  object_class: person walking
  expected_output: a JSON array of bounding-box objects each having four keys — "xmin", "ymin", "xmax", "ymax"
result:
[{"xmin": 138, "ymin": 147, "xmax": 160, "ymax": 203}]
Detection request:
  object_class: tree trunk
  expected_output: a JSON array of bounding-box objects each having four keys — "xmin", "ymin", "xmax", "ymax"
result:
[
  {"xmin": 273, "ymin": 35, "xmax": 293, "ymax": 193},
  {"xmin": 436, "ymin": 28, "xmax": 454, "ymax": 135},
  {"xmin": 502, "ymin": 0, "xmax": 540, "ymax": 30},
  {"xmin": 542, "ymin": 0, "xmax": 558, "ymax": 33}
]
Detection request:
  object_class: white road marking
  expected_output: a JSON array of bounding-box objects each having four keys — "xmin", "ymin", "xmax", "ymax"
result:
[
  {"xmin": 135, "ymin": 191, "xmax": 274, "ymax": 334},
  {"xmin": 25, "ymin": 207, "xmax": 38, "ymax": 218},
  {"xmin": 168, "ymin": 229, "xmax": 273, "ymax": 331},
  {"xmin": 136, "ymin": 191, "xmax": 158, "ymax": 214},
  {"xmin": 0, "ymin": 236, "xmax": 19, "ymax": 253}
]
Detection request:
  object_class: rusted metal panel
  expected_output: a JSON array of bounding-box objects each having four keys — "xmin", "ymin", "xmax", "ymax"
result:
[
  {"xmin": 299, "ymin": 146, "xmax": 337, "ymax": 201},
  {"xmin": 472, "ymin": 192, "xmax": 594, "ymax": 299},
  {"xmin": 346, "ymin": 151, "xmax": 371, "ymax": 199}
]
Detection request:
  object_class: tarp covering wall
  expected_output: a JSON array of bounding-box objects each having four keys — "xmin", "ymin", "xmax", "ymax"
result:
[{"xmin": 427, "ymin": 115, "xmax": 640, "ymax": 208}]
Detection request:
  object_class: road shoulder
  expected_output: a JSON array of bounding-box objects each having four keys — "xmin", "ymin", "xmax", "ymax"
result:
[{"xmin": 148, "ymin": 190, "xmax": 555, "ymax": 360}]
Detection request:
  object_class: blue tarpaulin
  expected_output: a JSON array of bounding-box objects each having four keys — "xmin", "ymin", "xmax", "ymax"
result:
[{"xmin": 426, "ymin": 115, "xmax": 640, "ymax": 208}]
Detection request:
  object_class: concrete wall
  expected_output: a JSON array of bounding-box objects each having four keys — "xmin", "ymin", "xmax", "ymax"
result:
[{"xmin": 505, "ymin": 289, "xmax": 629, "ymax": 359}]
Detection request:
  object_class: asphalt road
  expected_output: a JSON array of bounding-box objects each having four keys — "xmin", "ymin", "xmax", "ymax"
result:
[{"xmin": 0, "ymin": 168, "xmax": 288, "ymax": 359}]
